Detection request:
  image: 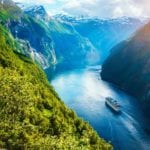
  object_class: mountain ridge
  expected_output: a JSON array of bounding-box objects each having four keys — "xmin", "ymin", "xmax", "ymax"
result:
[
  {"xmin": 54, "ymin": 13, "xmax": 147, "ymax": 64},
  {"xmin": 6, "ymin": 3, "xmax": 146, "ymax": 70}
]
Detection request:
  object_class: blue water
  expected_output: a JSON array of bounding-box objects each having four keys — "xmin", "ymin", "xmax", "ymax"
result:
[{"xmin": 50, "ymin": 67, "xmax": 150, "ymax": 150}]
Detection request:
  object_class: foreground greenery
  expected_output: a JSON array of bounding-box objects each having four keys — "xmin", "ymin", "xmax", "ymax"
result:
[{"xmin": 0, "ymin": 20, "xmax": 112, "ymax": 150}]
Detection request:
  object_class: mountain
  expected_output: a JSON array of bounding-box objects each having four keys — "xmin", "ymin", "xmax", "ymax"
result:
[
  {"xmin": 55, "ymin": 14, "xmax": 147, "ymax": 63},
  {"xmin": 1, "ymin": 4, "xmax": 98, "ymax": 69},
  {"xmin": 24, "ymin": 6, "xmax": 99, "ymax": 69},
  {"xmin": 1, "ymin": 2, "xmax": 145, "ymax": 70},
  {"xmin": 47, "ymin": 19, "xmax": 99, "ymax": 69},
  {"xmin": 101, "ymin": 21, "xmax": 150, "ymax": 109},
  {"xmin": 0, "ymin": 1, "xmax": 56, "ymax": 69},
  {"xmin": 24, "ymin": 5, "xmax": 49, "ymax": 20},
  {"xmin": 0, "ymin": 1, "xmax": 112, "ymax": 149}
]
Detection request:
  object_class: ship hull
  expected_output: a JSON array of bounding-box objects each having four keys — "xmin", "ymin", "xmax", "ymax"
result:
[{"xmin": 105, "ymin": 99, "xmax": 121, "ymax": 113}]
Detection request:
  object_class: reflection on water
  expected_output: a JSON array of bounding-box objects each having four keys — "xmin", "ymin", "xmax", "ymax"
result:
[{"xmin": 50, "ymin": 67, "xmax": 150, "ymax": 150}]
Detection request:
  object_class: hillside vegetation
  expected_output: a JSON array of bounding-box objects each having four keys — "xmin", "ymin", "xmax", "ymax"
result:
[{"xmin": 0, "ymin": 13, "xmax": 112, "ymax": 150}]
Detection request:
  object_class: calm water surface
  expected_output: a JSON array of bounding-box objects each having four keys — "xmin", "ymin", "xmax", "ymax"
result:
[{"xmin": 50, "ymin": 67, "xmax": 150, "ymax": 150}]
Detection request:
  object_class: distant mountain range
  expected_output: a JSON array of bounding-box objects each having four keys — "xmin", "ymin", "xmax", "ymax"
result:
[
  {"xmin": 1, "ymin": 2, "xmax": 146, "ymax": 70},
  {"xmin": 54, "ymin": 14, "xmax": 148, "ymax": 63}
]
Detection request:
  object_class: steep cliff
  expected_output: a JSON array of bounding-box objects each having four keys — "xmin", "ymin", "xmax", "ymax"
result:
[{"xmin": 101, "ymin": 21, "xmax": 150, "ymax": 107}]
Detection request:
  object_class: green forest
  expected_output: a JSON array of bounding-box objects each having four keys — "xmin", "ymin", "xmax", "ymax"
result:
[{"xmin": 0, "ymin": 3, "xmax": 112, "ymax": 149}]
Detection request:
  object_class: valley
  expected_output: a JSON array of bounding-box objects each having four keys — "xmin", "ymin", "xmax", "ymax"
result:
[{"xmin": 1, "ymin": 0, "xmax": 150, "ymax": 149}]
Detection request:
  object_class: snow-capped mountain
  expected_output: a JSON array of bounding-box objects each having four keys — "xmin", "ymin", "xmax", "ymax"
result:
[
  {"xmin": 24, "ymin": 5, "xmax": 49, "ymax": 20},
  {"xmin": 54, "ymin": 14, "xmax": 148, "ymax": 24}
]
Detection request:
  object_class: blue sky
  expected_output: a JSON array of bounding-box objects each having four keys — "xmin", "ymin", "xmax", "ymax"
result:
[{"xmin": 14, "ymin": 0, "xmax": 150, "ymax": 18}]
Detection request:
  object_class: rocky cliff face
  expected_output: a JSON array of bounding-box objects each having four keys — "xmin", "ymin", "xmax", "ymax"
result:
[
  {"xmin": 0, "ymin": 1, "xmax": 56, "ymax": 69},
  {"xmin": 101, "ymin": 21, "xmax": 150, "ymax": 107},
  {"xmin": 9, "ymin": 17, "xmax": 56, "ymax": 69}
]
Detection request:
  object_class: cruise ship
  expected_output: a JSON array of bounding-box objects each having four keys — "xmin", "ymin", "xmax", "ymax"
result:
[{"xmin": 105, "ymin": 97, "xmax": 121, "ymax": 113}]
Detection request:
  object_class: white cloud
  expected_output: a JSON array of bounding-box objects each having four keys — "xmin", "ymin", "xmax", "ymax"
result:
[
  {"xmin": 113, "ymin": 7, "xmax": 123, "ymax": 18},
  {"xmin": 14, "ymin": 0, "xmax": 149, "ymax": 18}
]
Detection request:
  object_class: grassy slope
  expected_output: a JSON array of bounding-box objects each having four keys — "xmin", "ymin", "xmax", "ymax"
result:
[{"xmin": 0, "ymin": 18, "xmax": 112, "ymax": 150}]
